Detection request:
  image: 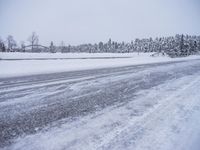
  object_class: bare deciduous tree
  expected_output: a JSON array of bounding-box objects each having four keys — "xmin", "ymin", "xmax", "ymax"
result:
[
  {"xmin": 28, "ymin": 32, "xmax": 39, "ymax": 52},
  {"xmin": 20, "ymin": 41, "xmax": 25, "ymax": 52}
]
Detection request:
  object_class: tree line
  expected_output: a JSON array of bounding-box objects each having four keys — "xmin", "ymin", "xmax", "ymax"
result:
[{"xmin": 0, "ymin": 33, "xmax": 200, "ymax": 57}]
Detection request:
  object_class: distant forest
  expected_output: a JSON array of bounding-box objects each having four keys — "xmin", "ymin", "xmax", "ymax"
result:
[{"xmin": 0, "ymin": 33, "xmax": 200, "ymax": 57}]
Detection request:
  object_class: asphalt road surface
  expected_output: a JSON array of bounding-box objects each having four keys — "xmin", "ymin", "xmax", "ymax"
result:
[{"xmin": 1, "ymin": 59, "xmax": 200, "ymax": 150}]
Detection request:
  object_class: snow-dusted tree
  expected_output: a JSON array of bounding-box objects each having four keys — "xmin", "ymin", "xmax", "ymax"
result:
[
  {"xmin": 7, "ymin": 35, "xmax": 17, "ymax": 52},
  {"xmin": 197, "ymin": 36, "xmax": 200, "ymax": 53},
  {"xmin": 98, "ymin": 42, "xmax": 104, "ymax": 52},
  {"xmin": 179, "ymin": 34, "xmax": 186, "ymax": 56},
  {"xmin": 108, "ymin": 38, "xmax": 112, "ymax": 52},
  {"xmin": 0, "ymin": 38, "xmax": 6, "ymax": 52},
  {"xmin": 4, "ymin": 33, "xmax": 196, "ymax": 55},
  {"xmin": 60, "ymin": 41, "xmax": 66, "ymax": 53},
  {"xmin": 20, "ymin": 41, "xmax": 25, "ymax": 52},
  {"xmin": 50, "ymin": 41, "xmax": 56, "ymax": 53},
  {"xmin": 188, "ymin": 39, "xmax": 197, "ymax": 55}
]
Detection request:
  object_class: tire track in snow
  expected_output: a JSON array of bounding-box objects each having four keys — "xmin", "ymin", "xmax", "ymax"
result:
[{"xmin": 4, "ymin": 75, "xmax": 200, "ymax": 150}]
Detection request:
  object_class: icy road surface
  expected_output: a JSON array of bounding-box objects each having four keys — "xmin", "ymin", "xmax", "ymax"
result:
[{"xmin": 1, "ymin": 59, "xmax": 200, "ymax": 150}]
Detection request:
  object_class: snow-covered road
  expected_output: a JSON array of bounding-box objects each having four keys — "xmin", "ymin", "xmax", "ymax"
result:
[{"xmin": 1, "ymin": 59, "xmax": 200, "ymax": 150}]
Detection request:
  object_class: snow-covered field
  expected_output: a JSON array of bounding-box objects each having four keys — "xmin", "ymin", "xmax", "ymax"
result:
[{"xmin": 0, "ymin": 52, "xmax": 200, "ymax": 78}]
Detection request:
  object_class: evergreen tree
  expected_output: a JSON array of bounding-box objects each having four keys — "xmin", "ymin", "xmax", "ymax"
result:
[
  {"xmin": 180, "ymin": 34, "xmax": 185, "ymax": 56},
  {"xmin": 50, "ymin": 41, "xmax": 56, "ymax": 53}
]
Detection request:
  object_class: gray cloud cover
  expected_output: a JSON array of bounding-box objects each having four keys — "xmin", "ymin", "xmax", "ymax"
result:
[{"xmin": 0, "ymin": 0, "xmax": 200, "ymax": 45}]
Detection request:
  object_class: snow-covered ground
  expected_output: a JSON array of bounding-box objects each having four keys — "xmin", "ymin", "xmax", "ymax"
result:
[
  {"xmin": 0, "ymin": 52, "xmax": 200, "ymax": 78},
  {"xmin": 0, "ymin": 52, "xmax": 146, "ymax": 60},
  {"xmin": 1, "ymin": 55, "xmax": 200, "ymax": 150}
]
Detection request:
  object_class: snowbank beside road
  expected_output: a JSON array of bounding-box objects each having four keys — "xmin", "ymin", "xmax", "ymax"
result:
[
  {"xmin": 0, "ymin": 52, "xmax": 139, "ymax": 60},
  {"xmin": 0, "ymin": 52, "xmax": 200, "ymax": 78}
]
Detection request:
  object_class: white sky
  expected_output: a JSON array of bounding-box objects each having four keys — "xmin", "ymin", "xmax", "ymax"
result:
[{"xmin": 0, "ymin": 0, "xmax": 200, "ymax": 46}]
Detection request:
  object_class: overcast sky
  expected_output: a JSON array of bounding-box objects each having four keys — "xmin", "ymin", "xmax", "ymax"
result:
[{"xmin": 0, "ymin": 0, "xmax": 200, "ymax": 46}]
